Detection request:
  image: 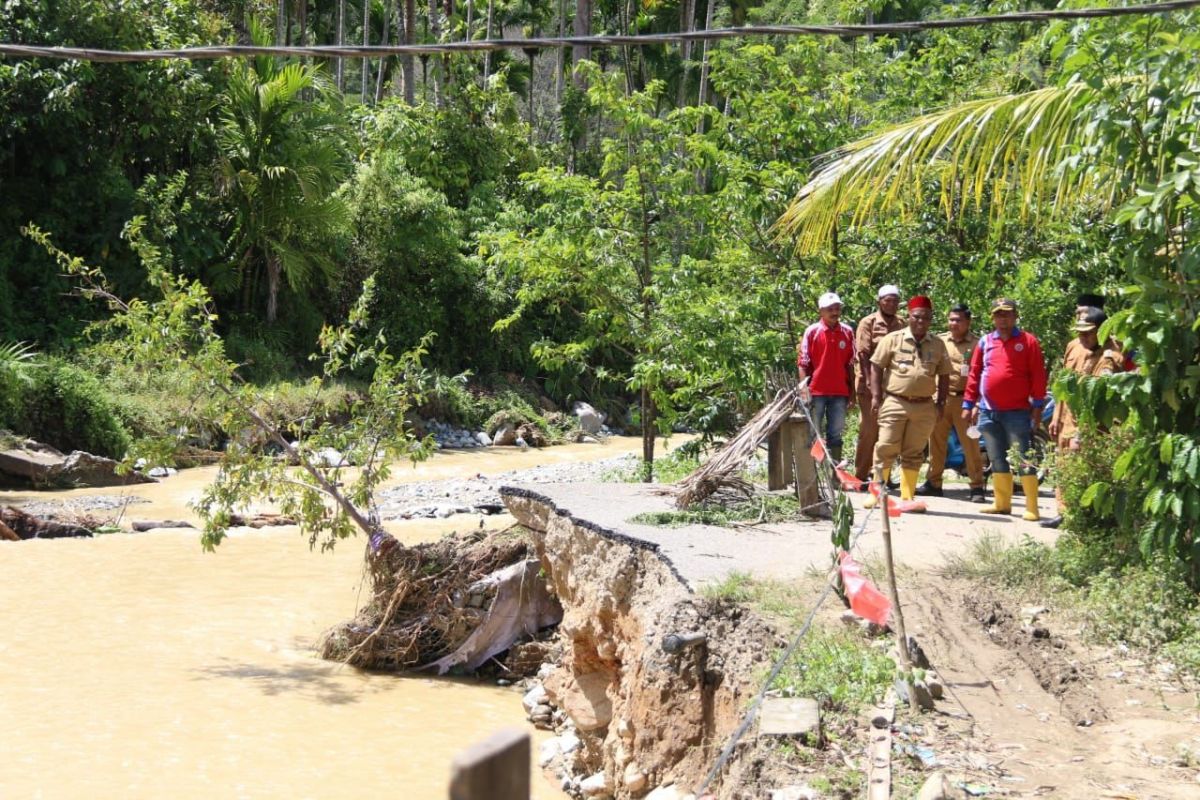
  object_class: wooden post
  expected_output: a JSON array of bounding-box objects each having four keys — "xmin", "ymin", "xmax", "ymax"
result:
[
  {"xmin": 767, "ymin": 427, "xmax": 785, "ymax": 490},
  {"xmin": 878, "ymin": 476, "xmax": 918, "ymax": 712},
  {"xmin": 449, "ymin": 728, "xmax": 531, "ymax": 800},
  {"xmin": 767, "ymin": 415, "xmax": 821, "ymax": 510},
  {"xmin": 787, "ymin": 415, "xmax": 820, "ymax": 511}
]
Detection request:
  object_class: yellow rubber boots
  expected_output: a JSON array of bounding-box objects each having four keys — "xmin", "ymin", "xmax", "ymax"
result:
[
  {"xmin": 900, "ymin": 468, "xmax": 927, "ymax": 512},
  {"xmin": 981, "ymin": 473, "xmax": 1013, "ymax": 514},
  {"xmin": 1021, "ymin": 475, "xmax": 1041, "ymax": 521},
  {"xmin": 863, "ymin": 467, "xmax": 891, "ymax": 509}
]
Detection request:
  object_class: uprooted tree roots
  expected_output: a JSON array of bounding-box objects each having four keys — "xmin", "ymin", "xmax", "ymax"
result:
[{"xmin": 319, "ymin": 528, "xmax": 536, "ymax": 671}]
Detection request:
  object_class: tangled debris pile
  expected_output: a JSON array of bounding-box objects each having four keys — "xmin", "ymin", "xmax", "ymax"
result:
[{"xmin": 319, "ymin": 528, "xmax": 561, "ymax": 672}]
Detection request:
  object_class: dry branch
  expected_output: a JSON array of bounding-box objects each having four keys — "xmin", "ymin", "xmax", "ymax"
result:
[{"xmin": 675, "ymin": 386, "xmax": 801, "ymax": 507}]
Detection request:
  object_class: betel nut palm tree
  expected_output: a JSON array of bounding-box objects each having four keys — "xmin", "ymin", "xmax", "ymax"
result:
[{"xmin": 215, "ymin": 22, "xmax": 349, "ymax": 323}]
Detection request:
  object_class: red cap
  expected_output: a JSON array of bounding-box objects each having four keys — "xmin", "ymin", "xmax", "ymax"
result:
[{"xmin": 907, "ymin": 295, "xmax": 932, "ymax": 311}]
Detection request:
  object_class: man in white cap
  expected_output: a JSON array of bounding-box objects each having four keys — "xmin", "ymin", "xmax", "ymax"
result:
[
  {"xmin": 797, "ymin": 292, "xmax": 856, "ymax": 463},
  {"xmin": 854, "ymin": 284, "xmax": 904, "ymax": 484}
]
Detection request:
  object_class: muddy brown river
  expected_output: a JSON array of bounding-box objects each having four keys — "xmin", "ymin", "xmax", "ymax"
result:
[{"xmin": 0, "ymin": 439, "xmax": 651, "ymax": 798}]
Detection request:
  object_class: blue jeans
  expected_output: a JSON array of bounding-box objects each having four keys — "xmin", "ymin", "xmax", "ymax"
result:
[
  {"xmin": 809, "ymin": 395, "xmax": 848, "ymax": 457},
  {"xmin": 978, "ymin": 408, "xmax": 1035, "ymax": 475}
]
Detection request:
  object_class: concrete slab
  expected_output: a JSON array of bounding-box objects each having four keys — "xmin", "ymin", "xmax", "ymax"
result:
[
  {"xmin": 758, "ymin": 697, "xmax": 821, "ymax": 737},
  {"xmin": 501, "ymin": 482, "xmax": 1058, "ymax": 591}
]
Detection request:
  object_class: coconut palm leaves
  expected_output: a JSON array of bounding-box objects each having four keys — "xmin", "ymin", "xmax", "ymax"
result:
[{"xmin": 776, "ymin": 81, "xmax": 1112, "ymax": 253}]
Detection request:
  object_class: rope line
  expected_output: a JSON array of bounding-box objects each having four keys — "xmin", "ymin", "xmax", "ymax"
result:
[{"xmin": 1, "ymin": 1, "xmax": 1197, "ymax": 62}]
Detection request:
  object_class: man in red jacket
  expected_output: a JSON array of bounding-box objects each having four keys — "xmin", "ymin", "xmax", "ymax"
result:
[
  {"xmin": 962, "ymin": 298, "xmax": 1048, "ymax": 521},
  {"xmin": 797, "ymin": 292, "xmax": 856, "ymax": 463}
]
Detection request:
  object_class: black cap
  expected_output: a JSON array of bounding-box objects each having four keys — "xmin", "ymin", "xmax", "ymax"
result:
[
  {"xmin": 1075, "ymin": 307, "xmax": 1107, "ymax": 332},
  {"xmin": 991, "ymin": 297, "xmax": 1017, "ymax": 313}
]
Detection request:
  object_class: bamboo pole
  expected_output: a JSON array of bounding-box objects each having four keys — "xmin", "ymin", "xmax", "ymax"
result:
[{"xmin": 878, "ymin": 467, "xmax": 918, "ymax": 712}]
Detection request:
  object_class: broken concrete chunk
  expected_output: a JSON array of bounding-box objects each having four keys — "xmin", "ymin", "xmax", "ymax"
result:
[{"xmin": 759, "ymin": 697, "xmax": 820, "ymax": 738}]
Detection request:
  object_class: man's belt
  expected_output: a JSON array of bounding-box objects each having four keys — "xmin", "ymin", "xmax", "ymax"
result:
[{"xmin": 886, "ymin": 391, "xmax": 933, "ymax": 403}]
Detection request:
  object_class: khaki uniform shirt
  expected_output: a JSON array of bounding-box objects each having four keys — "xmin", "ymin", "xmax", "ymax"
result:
[
  {"xmin": 937, "ymin": 331, "xmax": 979, "ymax": 395},
  {"xmin": 1054, "ymin": 338, "xmax": 1124, "ymax": 438},
  {"xmin": 871, "ymin": 328, "xmax": 953, "ymax": 398},
  {"xmin": 855, "ymin": 310, "xmax": 904, "ymax": 391}
]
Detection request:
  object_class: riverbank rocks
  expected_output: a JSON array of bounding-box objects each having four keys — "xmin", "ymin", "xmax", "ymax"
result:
[
  {"xmin": 493, "ymin": 423, "xmax": 518, "ymax": 446},
  {"xmin": 0, "ymin": 440, "xmax": 155, "ymax": 488},
  {"xmin": 572, "ymin": 402, "xmax": 605, "ymax": 435}
]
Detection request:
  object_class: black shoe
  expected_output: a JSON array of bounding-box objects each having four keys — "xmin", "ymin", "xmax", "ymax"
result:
[
  {"xmin": 915, "ymin": 481, "xmax": 942, "ymax": 497},
  {"xmin": 886, "ymin": 478, "xmax": 900, "ymax": 491},
  {"xmin": 969, "ymin": 487, "xmax": 986, "ymax": 503},
  {"xmin": 1040, "ymin": 515, "xmax": 1063, "ymax": 529}
]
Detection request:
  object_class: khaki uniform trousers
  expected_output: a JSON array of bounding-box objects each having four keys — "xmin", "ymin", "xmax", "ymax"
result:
[
  {"xmin": 854, "ymin": 390, "xmax": 879, "ymax": 481},
  {"xmin": 926, "ymin": 395, "xmax": 985, "ymax": 489},
  {"xmin": 874, "ymin": 396, "xmax": 939, "ymax": 473}
]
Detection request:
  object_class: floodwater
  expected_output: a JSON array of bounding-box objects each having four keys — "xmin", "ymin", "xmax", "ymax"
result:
[{"xmin": 0, "ymin": 437, "xmax": 657, "ymax": 799}]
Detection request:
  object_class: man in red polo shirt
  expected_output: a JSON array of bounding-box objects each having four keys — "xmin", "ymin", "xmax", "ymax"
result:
[
  {"xmin": 798, "ymin": 292, "xmax": 856, "ymax": 463},
  {"xmin": 962, "ymin": 298, "xmax": 1048, "ymax": 520}
]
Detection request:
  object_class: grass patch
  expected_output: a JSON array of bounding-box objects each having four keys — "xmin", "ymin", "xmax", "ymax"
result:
[
  {"xmin": 703, "ymin": 572, "xmax": 893, "ymax": 711},
  {"xmin": 771, "ymin": 629, "xmax": 894, "ymax": 714},
  {"xmin": 699, "ymin": 571, "xmax": 823, "ymax": 623},
  {"xmin": 939, "ymin": 532, "xmax": 1069, "ymax": 599},
  {"xmin": 630, "ymin": 493, "xmax": 801, "ymax": 528}
]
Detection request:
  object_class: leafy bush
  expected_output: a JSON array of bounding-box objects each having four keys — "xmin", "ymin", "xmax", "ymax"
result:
[
  {"xmin": 1054, "ymin": 426, "xmax": 1148, "ymax": 579},
  {"xmin": 20, "ymin": 358, "xmax": 131, "ymax": 458},
  {"xmin": 225, "ymin": 327, "xmax": 301, "ymax": 383},
  {"xmin": 1082, "ymin": 560, "xmax": 1199, "ymax": 652}
]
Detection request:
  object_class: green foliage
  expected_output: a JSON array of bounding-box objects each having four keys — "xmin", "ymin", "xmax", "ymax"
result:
[
  {"xmin": 771, "ymin": 629, "xmax": 894, "ymax": 713},
  {"xmin": 7, "ymin": 357, "xmax": 131, "ymax": 458},
  {"xmin": 603, "ymin": 447, "xmax": 700, "ymax": 484},
  {"xmin": 630, "ymin": 493, "xmax": 800, "ymax": 527},
  {"xmin": 0, "ymin": 341, "xmax": 41, "ymax": 430},
  {"xmin": 0, "ymin": 0, "xmax": 223, "ymax": 345},
  {"xmin": 1052, "ymin": 17, "xmax": 1200, "ymax": 584},
  {"xmin": 25, "ymin": 219, "xmax": 430, "ymax": 552},
  {"xmin": 214, "ymin": 23, "xmax": 351, "ymax": 322},
  {"xmin": 940, "ymin": 533, "xmax": 1068, "ymax": 599},
  {"xmin": 1082, "ymin": 560, "xmax": 1199, "ymax": 653}
]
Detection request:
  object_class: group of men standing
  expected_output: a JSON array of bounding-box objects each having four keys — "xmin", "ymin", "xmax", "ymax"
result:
[{"xmin": 797, "ymin": 285, "xmax": 1123, "ymax": 524}]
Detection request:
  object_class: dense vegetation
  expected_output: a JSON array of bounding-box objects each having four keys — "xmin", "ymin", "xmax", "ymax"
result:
[{"xmin": 3, "ymin": 2, "xmax": 1199, "ymax": 587}]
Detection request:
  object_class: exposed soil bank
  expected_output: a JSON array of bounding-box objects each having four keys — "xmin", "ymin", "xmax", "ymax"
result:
[{"xmin": 503, "ymin": 487, "xmax": 781, "ymax": 799}]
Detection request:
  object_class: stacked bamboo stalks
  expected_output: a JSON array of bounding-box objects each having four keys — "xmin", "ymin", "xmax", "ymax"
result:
[{"xmin": 675, "ymin": 386, "xmax": 801, "ymax": 508}]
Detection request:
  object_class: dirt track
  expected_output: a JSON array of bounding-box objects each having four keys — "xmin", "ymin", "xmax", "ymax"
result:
[{"xmin": 898, "ymin": 575, "xmax": 1199, "ymax": 799}]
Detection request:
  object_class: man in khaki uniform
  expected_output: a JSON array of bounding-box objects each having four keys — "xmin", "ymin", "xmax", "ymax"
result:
[
  {"xmin": 864, "ymin": 296, "xmax": 952, "ymax": 510},
  {"xmin": 854, "ymin": 284, "xmax": 904, "ymax": 483},
  {"xmin": 1041, "ymin": 306, "xmax": 1125, "ymax": 528},
  {"xmin": 917, "ymin": 303, "xmax": 986, "ymax": 502}
]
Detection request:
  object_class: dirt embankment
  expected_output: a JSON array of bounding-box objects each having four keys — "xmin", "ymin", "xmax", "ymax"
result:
[{"xmin": 504, "ymin": 488, "xmax": 780, "ymax": 799}]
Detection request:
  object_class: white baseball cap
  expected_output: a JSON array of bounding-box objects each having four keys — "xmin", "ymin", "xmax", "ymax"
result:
[
  {"xmin": 818, "ymin": 292, "xmax": 842, "ymax": 309},
  {"xmin": 877, "ymin": 284, "xmax": 900, "ymax": 299}
]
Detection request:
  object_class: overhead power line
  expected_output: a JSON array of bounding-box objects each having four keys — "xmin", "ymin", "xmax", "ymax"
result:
[{"xmin": 1, "ymin": 1, "xmax": 1198, "ymax": 62}]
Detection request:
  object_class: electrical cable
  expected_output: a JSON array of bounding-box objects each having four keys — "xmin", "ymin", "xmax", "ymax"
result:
[{"xmin": 1, "ymin": 1, "xmax": 1197, "ymax": 62}]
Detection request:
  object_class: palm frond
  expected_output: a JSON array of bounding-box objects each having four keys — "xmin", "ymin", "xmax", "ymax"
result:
[
  {"xmin": 776, "ymin": 82, "xmax": 1102, "ymax": 254},
  {"xmin": 0, "ymin": 341, "xmax": 41, "ymax": 386}
]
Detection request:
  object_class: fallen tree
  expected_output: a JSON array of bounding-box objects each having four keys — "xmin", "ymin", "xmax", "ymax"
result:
[{"xmin": 26, "ymin": 222, "xmax": 558, "ymax": 672}]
